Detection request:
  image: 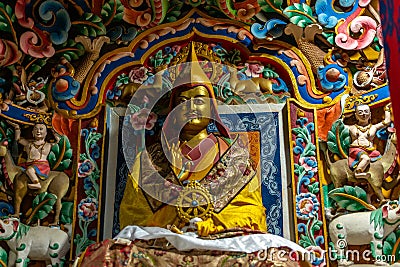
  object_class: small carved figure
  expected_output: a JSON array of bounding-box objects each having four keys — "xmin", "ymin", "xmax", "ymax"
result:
[
  {"xmin": 346, "ymin": 103, "xmax": 391, "ymax": 179},
  {"xmin": 329, "ymin": 200, "xmax": 400, "ymax": 266},
  {"xmin": 0, "ymin": 123, "xmax": 70, "ymax": 225},
  {"xmin": 229, "ymin": 68, "xmax": 273, "ymax": 94},
  {"xmin": 319, "ymin": 124, "xmax": 398, "ymax": 203},
  {"xmin": 8, "ymin": 122, "xmax": 60, "ymax": 190},
  {"xmin": 0, "ymin": 217, "xmax": 69, "ymax": 267}
]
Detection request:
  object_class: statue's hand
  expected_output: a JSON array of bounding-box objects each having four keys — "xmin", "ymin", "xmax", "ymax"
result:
[
  {"xmin": 170, "ymin": 142, "xmax": 183, "ymax": 171},
  {"xmin": 6, "ymin": 120, "xmax": 19, "ymax": 129},
  {"xmin": 385, "ymin": 103, "xmax": 392, "ymax": 112}
]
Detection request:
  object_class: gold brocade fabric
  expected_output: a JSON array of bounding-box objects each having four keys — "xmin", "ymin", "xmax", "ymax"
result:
[
  {"xmin": 77, "ymin": 239, "xmax": 312, "ymax": 267},
  {"xmin": 119, "ymin": 135, "xmax": 267, "ymax": 236}
]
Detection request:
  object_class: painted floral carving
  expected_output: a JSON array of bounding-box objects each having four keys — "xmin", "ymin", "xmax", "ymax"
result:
[
  {"xmin": 315, "ymin": 0, "xmax": 368, "ymax": 28},
  {"xmin": 78, "ymin": 159, "xmax": 95, "ymax": 178},
  {"xmin": 291, "ymin": 106, "xmax": 325, "ymax": 265},
  {"xmin": 299, "ymin": 156, "xmax": 318, "ymax": 173},
  {"xmin": 296, "ymin": 193, "xmax": 320, "ymax": 220},
  {"xmin": 306, "ymin": 245, "xmax": 326, "ymax": 267},
  {"xmin": 16, "ymin": 0, "xmax": 71, "ymax": 58},
  {"xmin": 78, "ymin": 198, "xmax": 99, "ymax": 222},
  {"xmin": 335, "ymin": 16, "xmax": 377, "ymax": 50},
  {"xmin": 251, "ymin": 19, "xmax": 287, "ymax": 40},
  {"xmin": 129, "ymin": 66, "xmax": 149, "ymax": 84},
  {"xmin": 244, "ymin": 63, "xmax": 264, "ymax": 77},
  {"xmin": 75, "ymin": 122, "xmax": 102, "ymax": 256},
  {"xmin": 19, "ymin": 31, "xmax": 55, "ymax": 58},
  {"xmin": 0, "ymin": 39, "xmax": 21, "ymax": 67},
  {"xmin": 130, "ymin": 108, "xmax": 158, "ymax": 131},
  {"xmin": 51, "ymin": 59, "xmax": 80, "ymax": 101}
]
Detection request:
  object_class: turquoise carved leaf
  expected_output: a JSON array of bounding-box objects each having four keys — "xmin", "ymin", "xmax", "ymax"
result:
[
  {"xmin": 328, "ymin": 186, "xmax": 375, "ymax": 211},
  {"xmin": 327, "ymin": 119, "xmax": 350, "ymax": 159},
  {"xmin": 28, "ymin": 192, "xmax": 57, "ymax": 224},
  {"xmin": 383, "ymin": 230, "xmax": 400, "ymax": 263},
  {"xmin": 48, "ymin": 135, "xmax": 73, "ymax": 171},
  {"xmin": 283, "ymin": 3, "xmax": 315, "ymax": 27}
]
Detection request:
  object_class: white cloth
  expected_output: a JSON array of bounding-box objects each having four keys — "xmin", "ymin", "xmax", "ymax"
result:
[{"xmin": 116, "ymin": 226, "xmax": 308, "ymax": 254}]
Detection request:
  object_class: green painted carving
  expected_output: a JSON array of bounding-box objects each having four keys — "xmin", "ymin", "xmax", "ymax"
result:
[
  {"xmin": 57, "ymin": 40, "xmax": 85, "ymax": 62},
  {"xmin": 327, "ymin": 119, "xmax": 350, "ymax": 159},
  {"xmin": 0, "ymin": 246, "xmax": 7, "ymax": 267},
  {"xmin": 329, "ymin": 186, "xmax": 375, "ymax": 212},
  {"xmin": 336, "ymin": 224, "xmax": 343, "ymax": 230},
  {"xmin": 50, "ymin": 252, "xmax": 59, "ymax": 258},
  {"xmin": 165, "ymin": 0, "xmax": 184, "ymax": 22},
  {"xmin": 16, "ymin": 243, "xmax": 26, "ymax": 251},
  {"xmin": 60, "ymin": 202, "xmax": 74, "ymax": 225},
  {"xmin": 16, "ymin": 257, "xmax": 30, "ymax": 266},
  {"xmin": 101, "ymin": 0, "xmax": 125, "ymax": 24},
  {"xmin": 370, "ymin": 208, "xmax": 384, "ymax": 231},
  {"xmin": 15, "ymin": 222, "xmax": 30, "ymax": 240},
  {"xmin": 0, "ymin": 3, "xmax": 16, "ymax": 34},
  {"xmin": 383, "ymin": 230, "xmax": 400, "ymax": 263},
  {"xmin": 49, "ymin": 243, "xmax": 60, "ymax": 250},
  {"xmin": 0, "ymin": 120, "xmax": 15, "ymax": 142},
  {"xmin": 26, "ymin": 192, "xmax": 57, "ymax": 225},
  {"xmin": 283, "ymin": 3, "xmax": 316, "ymax": 27},
  {"xmin": 75, "ymin": 13, "xmax": 106, "ymax": 38},
  {"xmin": 374, "ymin": 232, "xmax": 384, "ymax": 240},
  {"xmin": 307, "ymin": 182, "xmax": 320, "ymax": 194},
  {"xmin": 48, "ymin": 135, "xmax": 73, "ymax": 171}
]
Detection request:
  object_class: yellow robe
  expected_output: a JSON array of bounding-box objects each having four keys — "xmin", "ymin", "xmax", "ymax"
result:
[{"xmin": 119, "ymin": 136, "xmax": 267, "ymax": 237}]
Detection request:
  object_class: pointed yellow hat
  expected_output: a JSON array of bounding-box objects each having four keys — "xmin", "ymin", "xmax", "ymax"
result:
[{"xmin": 173, "ymin": 42, "xmax": 213, "ymax": 89}]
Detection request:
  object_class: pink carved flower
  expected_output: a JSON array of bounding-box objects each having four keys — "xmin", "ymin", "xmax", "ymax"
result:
[
  {"xmin": 129, "ymin": 66, "xmax": 148, "ymax": 83},
  {"xmin": 15, "ymin": 0, "xmax": 34, "ymax": 28},
  {"xmin": 299, "ymin": 199, "xmax": 313, "ymax": 214},
  {"xmin": 78, "ymin": 198, "xmax": 98, "ymax": 222},
  {"xmin": 244, "ymin": 63, "xmax": 264, "ymax": 78},
  {"xmin": 20, "ymin": 32, "xmax": 55, "ymax": 58},
  {"xmin": 296, "ymin": 193, "xmax": 319, "ymax": 220},
  {"xmin": 335, "ymin": 16, "xmax": 377, "ymax": 50},
  {"xmin": 299, "ymin": 156, "xmax": 317, "ymax": 173},
  {"xmin": 130, "ymin": 108, "xmax": 157, "ymax": 130}
]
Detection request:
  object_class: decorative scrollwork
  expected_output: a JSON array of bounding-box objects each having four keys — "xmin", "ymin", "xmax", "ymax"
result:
[
  {"xmin": 23, "ymin": 113, "xmax": 52, "ymax": 126},
  {"xmin": 343, "ymin": 94, "xmax": 378, "ymax": 113}
]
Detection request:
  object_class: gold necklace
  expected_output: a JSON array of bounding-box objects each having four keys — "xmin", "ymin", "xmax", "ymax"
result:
[{"xmin": 355, "ymin": 123, "xmax": 372, "ymax": 133}]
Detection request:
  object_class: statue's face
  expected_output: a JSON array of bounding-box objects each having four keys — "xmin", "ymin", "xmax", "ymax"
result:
[
  {"xmin": 173, "ymin": 85, "xmax": 212, "ymax": 132},
  {"xmin": 355, "ymin": 105, "xmax": 371, "ymax": 124},
  {"xmin": 33, "ymin": 124, "xmax": 47, "ymax": 140}
]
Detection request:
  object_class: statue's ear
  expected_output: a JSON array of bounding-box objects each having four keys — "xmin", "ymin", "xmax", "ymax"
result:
[
  {"xmin": 12, "ymin": 219, "xmax": 19, "ymax": 232},
  {"xmin": 382, "ymin": 205, "xmax": 389, "ymax": 219}
]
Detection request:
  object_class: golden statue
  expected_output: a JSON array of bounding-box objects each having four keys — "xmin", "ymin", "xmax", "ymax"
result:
[{"xmin": 119, "ymin": 44, "xmax": 267, "ymax": 236}]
